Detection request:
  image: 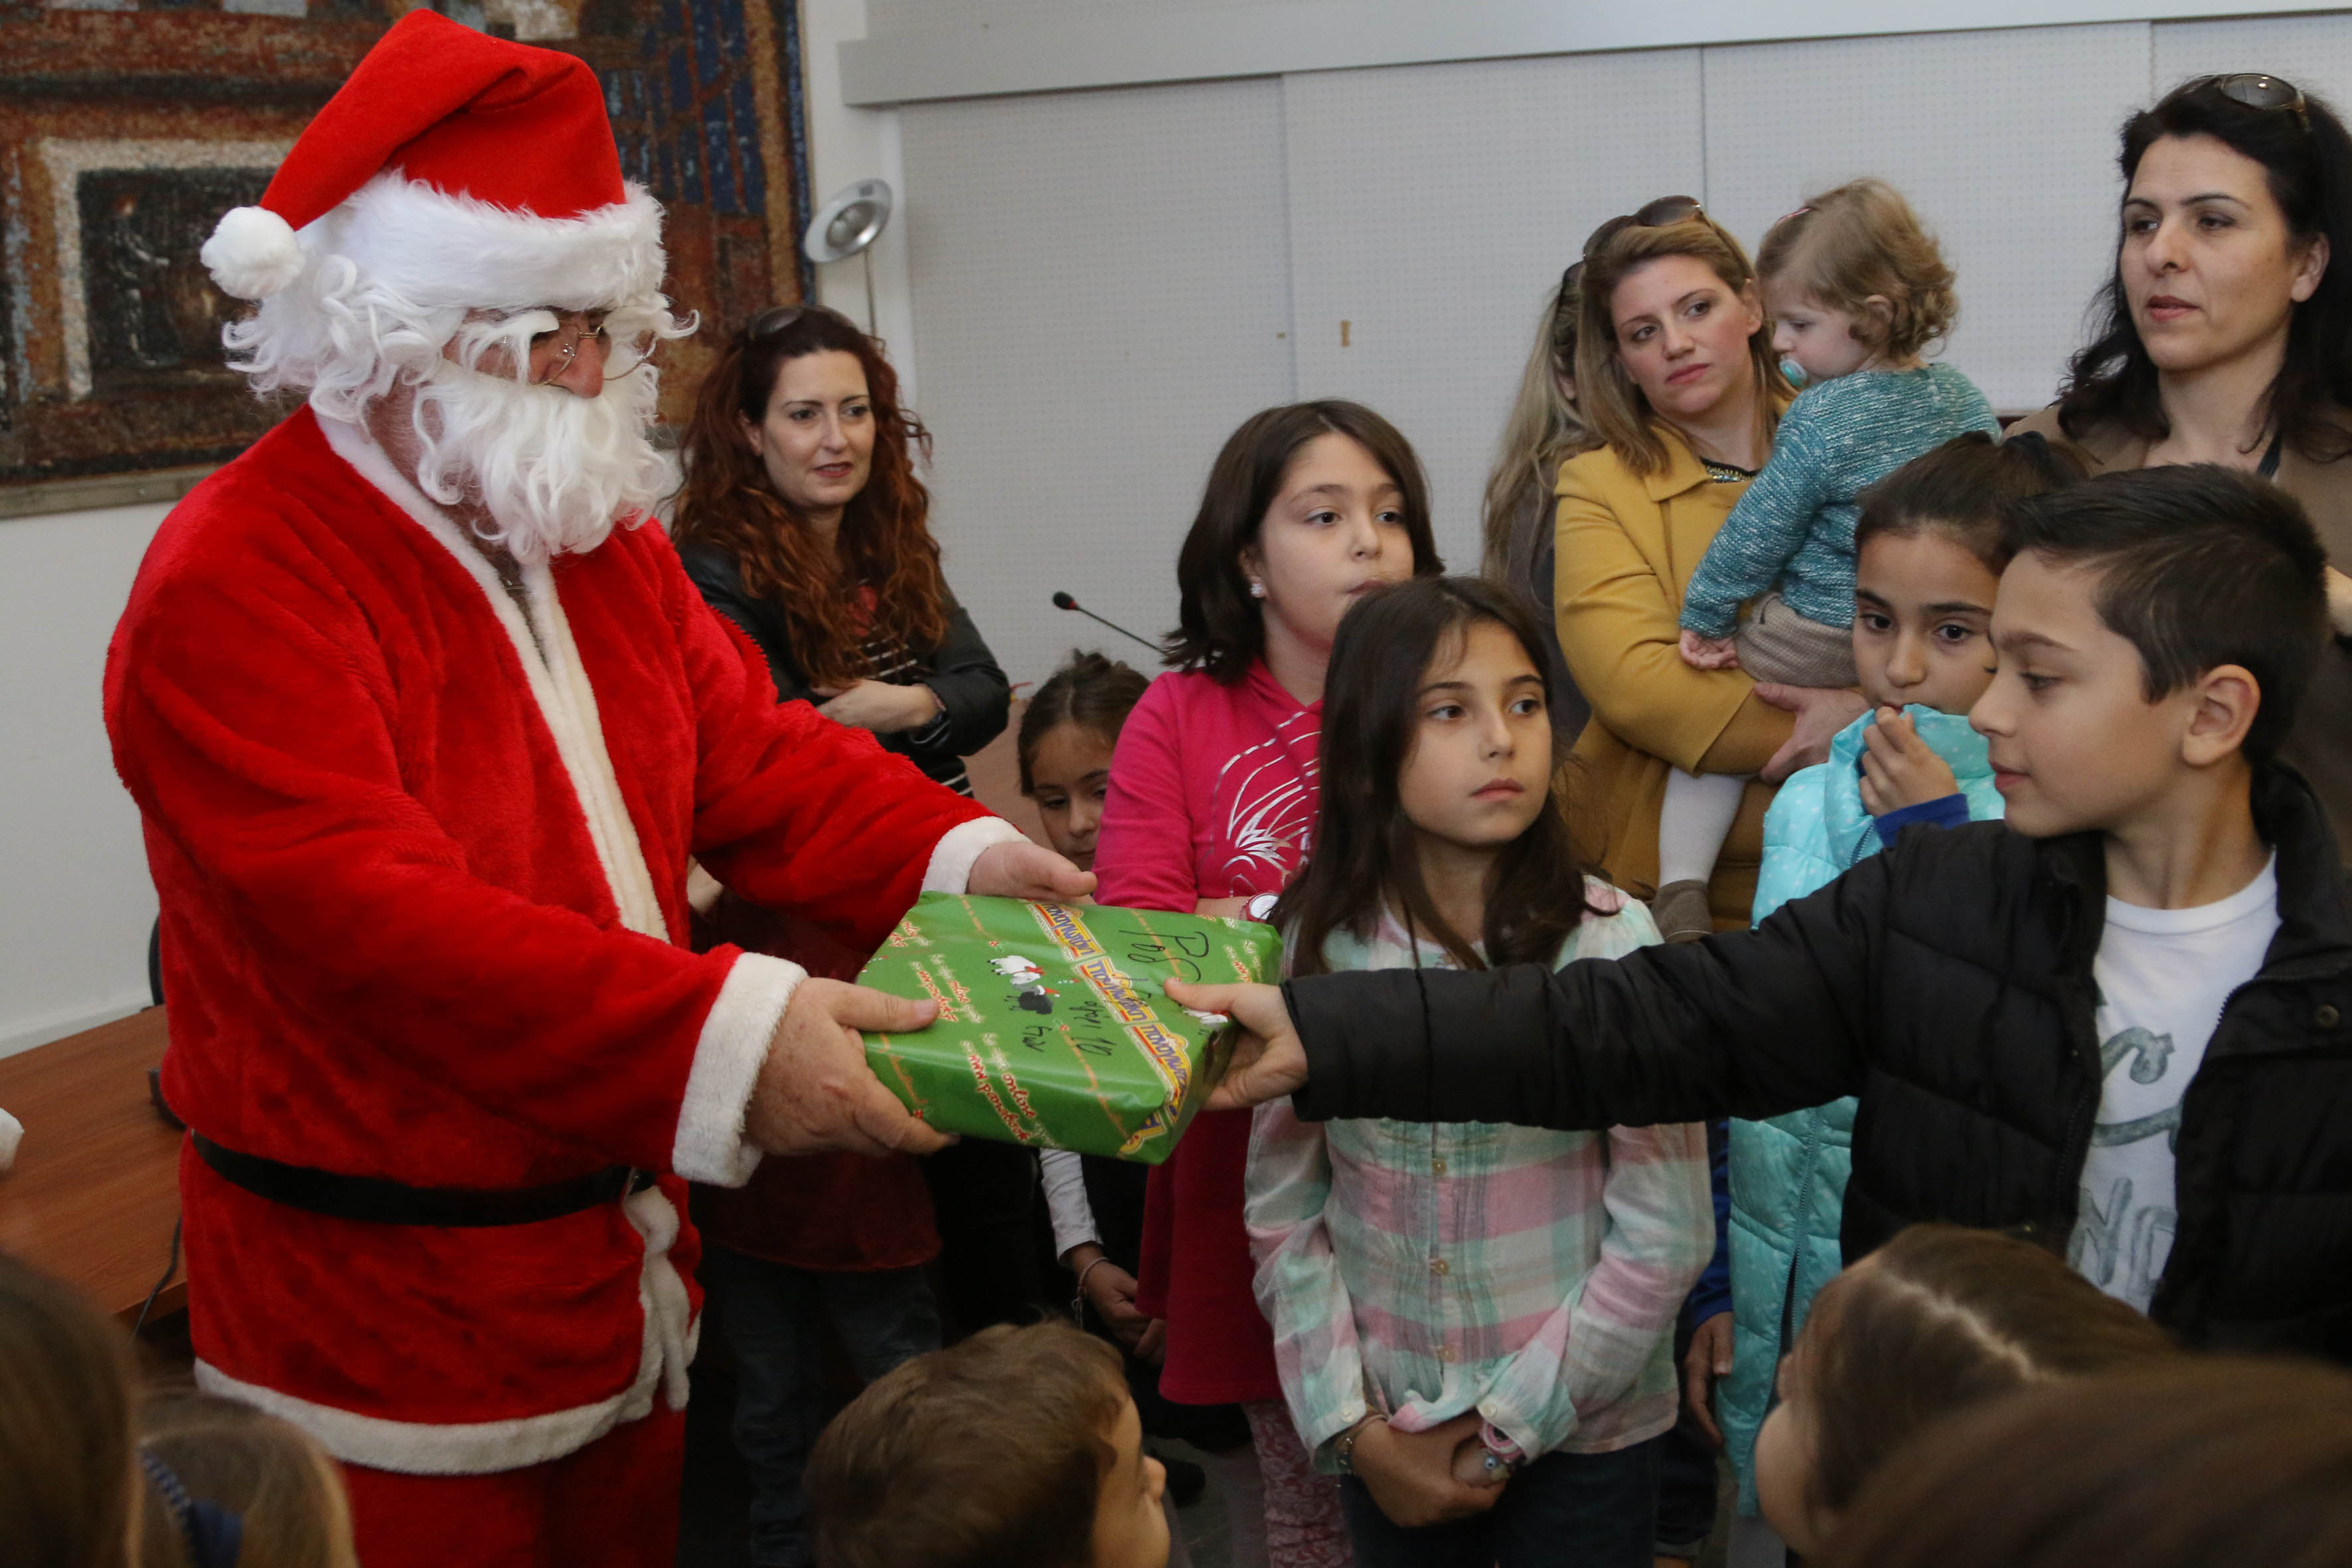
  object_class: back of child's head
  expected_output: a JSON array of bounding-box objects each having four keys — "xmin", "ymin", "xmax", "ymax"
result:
[
  {"xmin": 1854, "ymin": 430, "xmax": 2093, "ymax": 576},
  {"xmin": 807, "ymin": 1320, "xmax": 1129, "ymax": 1568},
  {"xmin": 2001, "ymin": 463, "xmax": 2329, "ymax": 762},
  {"xmin": 1756, "ymin": 179, "xmax": 1958, "ymax": 360},
  {"xmin": 1818, "ymin": 1356, "xmax": 2352, "ymax": 1568},
  {"xmin": 0, "ymin": 1255, "xmax": 136, "ymax": 1568},
  {"xmin": 1279, "ymin": 575, "xmax": 1601, "ymax": 977},
  {"xmin": 1018, "ymin": 649, "xmax": 1150, "ymax": 795},
  {"xmin": 134, "ymin": 1390, "xmax": 356, "ymax": 1568},
  {"xmin": 1796, "ymin": 1224, "xmax": 2177, "ymax": 1522}
]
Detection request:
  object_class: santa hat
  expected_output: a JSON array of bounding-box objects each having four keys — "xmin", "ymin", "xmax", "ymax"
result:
[{"xmin": 201, "ymin": 10, "xmax": 662, "ymax": 311}]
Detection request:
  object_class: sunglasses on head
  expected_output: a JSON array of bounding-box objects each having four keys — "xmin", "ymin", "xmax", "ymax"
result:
[
  {"xmin": 2205, "ymin": 72, "xmax": 2309, "ymax": 131},
  {"xmin": 742, "ymin": 303, "xmax": 839, "ymax": 343},
  {"xmin": 1582, "ymin": 195, "xmax": 1707, "ymax": 262}
]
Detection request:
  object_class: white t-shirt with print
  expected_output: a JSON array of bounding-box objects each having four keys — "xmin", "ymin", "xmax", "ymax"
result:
[{"xmin": 2067, "ymin": 856, "xmax": 2280, "ymax": 1313}]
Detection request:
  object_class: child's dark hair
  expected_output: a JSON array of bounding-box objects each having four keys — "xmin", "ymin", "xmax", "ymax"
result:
[
  {"xmin": 1277, "ymin": 576, "xmax": 1603, "ymax": 977},
  {"xmin": 806, "ymin": 1321, "xmax": 1128, "ymax": 1568},
  {"xmin": 1853, "ymin": 431, "xmax": 2093, "ymax": 575},
  {"xmin": 1818, "ymin": 1357, "xmax": 2352, "ymax": 1568},
  {"xmin": 2001, "ymin": 463, "xmax": 2328, "ymax": 761},
  {"xmin": 1798, "ymin": 1224, "xmax": 2177, "ymax": 1524},
  {"xmin": 1164, "ymin": 401, "xmax": 1443, "ymax": 682},
  {"xmin": 1018, "ymin": 649, "xmax": 1150, "ymax": 795}
]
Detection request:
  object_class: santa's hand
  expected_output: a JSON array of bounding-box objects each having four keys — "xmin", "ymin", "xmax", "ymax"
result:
[
  {"xmin": 745, "ymin": 978, "xmax": 953, "ymax": 1158},
  {"xmin": 1164, "ymin": 979, "xmax": 1308, "ymax": 1109},
  {"xmin": 969, "ymin": 838, "xmax": 1097, "ymax": 902}
]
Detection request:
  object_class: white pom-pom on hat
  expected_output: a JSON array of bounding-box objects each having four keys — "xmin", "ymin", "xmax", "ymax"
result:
[{"xmin": 201, "ymin": 205, "xmax": 305, "ymax": 301}]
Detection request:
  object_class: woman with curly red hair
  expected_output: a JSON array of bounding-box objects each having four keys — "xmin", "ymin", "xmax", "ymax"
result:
[
  {"xmin": 674, "ymin": 304, "xmax": 1010, "ymax": 793},
  {"xmin": 672, "ymin": 304, "xmax": 1024, "ymax": 1568}
]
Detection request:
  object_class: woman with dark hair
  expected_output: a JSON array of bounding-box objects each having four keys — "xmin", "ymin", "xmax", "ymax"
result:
[
  {"xmin": 670, "ymin": 305, "xmax": 1024, "ymax": 1568},
  {"xmin": 2011, "ymin": 73, "xmax": 2352, "ymax": 841},
  {"xmin": 673, "ymin": 304, "xmax": 1010, "ymax": 794},
  {"xmin": 1095, "ymin": 400, "xmax": 1441, "ymax": 1567}
]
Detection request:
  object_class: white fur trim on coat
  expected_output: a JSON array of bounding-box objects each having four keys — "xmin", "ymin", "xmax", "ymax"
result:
[
  {"xmin": 672, "ymin": 952, "xmax": 803, "ymax": 1187},
  {"xmin": 316, "ymin": 415, "xmax": 668, "ymax": 947},
  {"xmin": 309, "ymin": 172, "xmax": 666, "ymax": 312},
  {"xmin": 923, "ymin": 817, "xmax": 1027, "ymax": 894},
  {"xmin": 194, "ymin": 1184, "xmax": 695, "ymax": 1474}
]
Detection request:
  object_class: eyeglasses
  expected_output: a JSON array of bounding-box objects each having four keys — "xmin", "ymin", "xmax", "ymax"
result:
[
  {"xmin": 1583, "ymin": 195, "xmax": 1707, "ymax": 260},
  {"xmin": 507, "ymin": 309, "xmax": 651, "ymax": 385},
  {"xmin": 2206, "ymin": 72, "xmax": 2309, "ymax": 131}
]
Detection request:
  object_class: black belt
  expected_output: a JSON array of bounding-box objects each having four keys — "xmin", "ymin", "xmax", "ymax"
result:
[{"xmin": 192, "ymin": 1133, "xmax": 654, "ymax": 1228}]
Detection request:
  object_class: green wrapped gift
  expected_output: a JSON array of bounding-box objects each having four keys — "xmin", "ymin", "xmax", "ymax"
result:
[{"xmin": 856, "ymin": 893, "xmax": 1279, "ymax": 1162}]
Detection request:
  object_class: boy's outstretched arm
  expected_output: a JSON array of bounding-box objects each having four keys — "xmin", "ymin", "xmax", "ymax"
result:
[{"xmin": 1180, "ymin": 850, "xmax": 1891, "ymax": 1127}]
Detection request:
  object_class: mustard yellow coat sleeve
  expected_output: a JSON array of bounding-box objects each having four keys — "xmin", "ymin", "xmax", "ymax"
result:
[{"xmin": 1551, "ymin": 431, "xmax": 1794, "ymax": 931}]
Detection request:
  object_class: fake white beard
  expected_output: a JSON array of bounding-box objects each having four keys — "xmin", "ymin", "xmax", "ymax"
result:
[{"xmin": 404, "ymin": 353, "xmax": 672, "ymax": 567}]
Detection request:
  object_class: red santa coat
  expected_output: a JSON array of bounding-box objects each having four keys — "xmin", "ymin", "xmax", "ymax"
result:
[{"xmin": 104, "ymin": 408, "xmax": 1016, "ymax": 1474}]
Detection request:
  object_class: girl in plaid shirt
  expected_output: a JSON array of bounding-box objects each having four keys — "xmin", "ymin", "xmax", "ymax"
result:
[{"xmin": 1245, "ymin": 578, "xmax": 1713, "ymax": 1567}]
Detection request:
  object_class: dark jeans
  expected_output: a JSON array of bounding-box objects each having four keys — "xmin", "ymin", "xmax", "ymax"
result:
[
  {"xmin": 1338, "ymin": 1436, "xmax": 1664, "ymax": 1568},
  {"xmin": 1656, "ymin": 1306, "xmax": 1723, "ymax": 1557},
  {"xmin": 922, "ymin": 1138, "xmax": 1044, "ymax": 1336},
  {"xmin": 702, "ymin": 1245, "xmax": 942, "ymax": 1568}
]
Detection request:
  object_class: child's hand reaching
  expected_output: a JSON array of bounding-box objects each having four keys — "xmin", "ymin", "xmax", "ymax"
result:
[
  {"xmin": 1678, "ymin": 629, "xmax": 1742, "ymax": 670},
  {"xmin": 1858, "ymin": 707, "xmax": 1960, "ymax": 817}
]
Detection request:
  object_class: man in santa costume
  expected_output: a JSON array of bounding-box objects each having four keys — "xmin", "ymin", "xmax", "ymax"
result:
[{"xmin": 103, "ymin": 13, "xmax": 1085, "ymax": 1563}]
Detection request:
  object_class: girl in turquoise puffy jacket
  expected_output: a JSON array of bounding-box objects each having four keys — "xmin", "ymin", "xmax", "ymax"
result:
[{"xmin": 1699, "ymin": 431, "xmax": 2090, "ymax": 1545}]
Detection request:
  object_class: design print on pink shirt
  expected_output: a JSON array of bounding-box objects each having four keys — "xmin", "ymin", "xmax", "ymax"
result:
[{"xmin": 1212, "ymin": 707, "xmax": 1321, "ymax": 895}]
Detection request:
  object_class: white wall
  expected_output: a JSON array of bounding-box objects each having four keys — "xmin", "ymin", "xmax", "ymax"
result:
[
  {"xmin": 0, "ymin": 502, "xmax": 169, "ymax": 1056},
  {"xmin": 871, "ymin": 9, "xmax": 2352, "ymax": 689},
  {"xmin": 801, "ymin": 0, "xmax": 919, "ymax": 402}
]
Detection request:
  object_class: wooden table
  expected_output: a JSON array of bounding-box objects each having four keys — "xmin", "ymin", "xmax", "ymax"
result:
[{"xmin": 0, "ymin": 1008, "xmax": 183, "ymax": 1324}]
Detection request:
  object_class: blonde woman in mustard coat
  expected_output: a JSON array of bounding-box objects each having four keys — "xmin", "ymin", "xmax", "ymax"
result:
[{"xmin": 1555, "ymin": 202, "xmax": 1865, "ymax": 935}]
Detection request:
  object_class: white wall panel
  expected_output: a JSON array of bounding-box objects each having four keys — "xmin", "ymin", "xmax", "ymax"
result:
[
  {"xmin": 898, "ymin": 78, "xmax": 1294, "ymax": 688},
  {"xmin": 2156, "ymin": 11, "xmax": 2352, "ymax": 114},
  {"xmin": 1701, "ymin": 24, "xmax": 2154, "ymax": 413},
  {"xmin": 1281, "ymin": 50, "xmax": 1705, "ymax": 570},
  {"xmin": 0, "ymin": 502, "xmax": 167, "ymax": 1057}
]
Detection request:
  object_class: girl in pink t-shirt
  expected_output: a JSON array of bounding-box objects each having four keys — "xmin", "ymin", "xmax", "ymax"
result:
[{"xmin": 1095, "ymin": 400, "xmax": 1442, "ymax": 1567}]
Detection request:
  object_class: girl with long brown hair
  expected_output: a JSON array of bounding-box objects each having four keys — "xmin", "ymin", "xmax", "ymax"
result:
[
  {"xmin": 673, "ymin": 303, "xmax": 1010, "ymax": 794},
  {"xmin": 1247, "ymin": 577, "xmax": 1711, "ymax": 1565}
]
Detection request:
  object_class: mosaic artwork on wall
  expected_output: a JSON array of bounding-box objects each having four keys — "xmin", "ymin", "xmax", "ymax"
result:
[{"xmin": 0, "ymin": 0, "xmax": 813, "ymax": 494}]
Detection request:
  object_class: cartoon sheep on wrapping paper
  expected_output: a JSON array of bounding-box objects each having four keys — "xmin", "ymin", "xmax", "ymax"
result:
[{"xmin": 989, "ymin": 954, "xmax": 1058, "ymax": 1014}]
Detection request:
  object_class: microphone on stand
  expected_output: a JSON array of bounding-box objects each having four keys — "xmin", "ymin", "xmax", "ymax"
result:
[{"xmin": 1052, "ymin": 591, "xmax": 1159, "ymax": 655}]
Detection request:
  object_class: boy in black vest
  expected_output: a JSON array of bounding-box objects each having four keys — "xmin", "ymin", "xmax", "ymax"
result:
[{"xmin": 1170, "ymin": 464, "xmax": 2352, "ymax": 1360}]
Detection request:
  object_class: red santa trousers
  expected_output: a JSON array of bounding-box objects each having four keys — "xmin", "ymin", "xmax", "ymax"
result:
[{"xmin": 341, "ymin": 1404, "xmax": 686, "ymax": 1568}]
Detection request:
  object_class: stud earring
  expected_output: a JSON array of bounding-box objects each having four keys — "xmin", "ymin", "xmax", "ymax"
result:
[{"xmin": 1248, "ymin": 580, "xmax": 1266, "ymax": 599}]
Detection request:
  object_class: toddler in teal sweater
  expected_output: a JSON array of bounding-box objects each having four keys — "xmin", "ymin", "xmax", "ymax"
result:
[{"xmin": 1653, "ymin": 181, "xmax": 1999, "ymax": 941}]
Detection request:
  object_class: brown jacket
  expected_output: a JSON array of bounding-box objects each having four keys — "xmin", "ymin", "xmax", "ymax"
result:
[
  {"xmin": 1553, "ymin": 425, "xmax": 1795, "ymax": 930},
  {"xmin": 2011, "ymin": 404, "xmax": 2352, "ymax": 853}
]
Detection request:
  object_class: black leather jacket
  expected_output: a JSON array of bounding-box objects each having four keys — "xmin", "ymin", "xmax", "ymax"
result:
[
  {"xmin": 676, "ymin": 539, "xmax": 1010, "ymax": 791},
  {"xmin": 1282, "ymin": 765, "xmax": 2352, "ymax": 1360}
]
